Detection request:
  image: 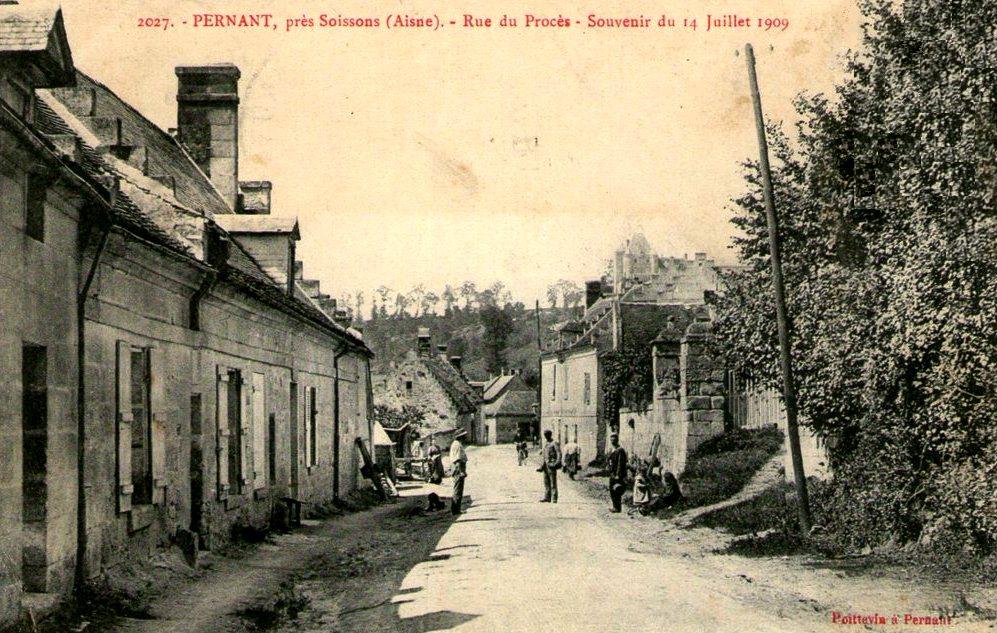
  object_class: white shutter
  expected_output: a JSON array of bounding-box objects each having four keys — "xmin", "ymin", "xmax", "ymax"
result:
[
  {"xmin": 116, "ymin": 341, "xmax": 133, "ymax": 513},
  {"xmin": 150, "ymin": 347, "xmax": 167, "ymax": 505},
  {"xmin": 216, "ymin": 367, "xmax": 229, "ymax": 499}
]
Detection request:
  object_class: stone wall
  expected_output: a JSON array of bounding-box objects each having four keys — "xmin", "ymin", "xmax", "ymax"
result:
[
  {"xmin": 0, "ymin": 126, "xmax": 85, "ymax": 623},
  {"xmin": 620, "ymin": 319, "xmax": 726, "ymax": 476},
  {"xmin": 372, "ymin": 356, "xmax": 464, "ymax": 435},
  {"xmin": 80, "ymin": 233, "xmax": 370, "ymax": 577}
]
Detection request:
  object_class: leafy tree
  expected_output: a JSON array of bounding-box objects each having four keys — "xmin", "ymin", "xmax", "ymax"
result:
[
  {"xmin": 422, "ymin": 291, "xmax": 440, "ymax": 316},
  {"xmin": 373, "ymin": 404, "xmax": 425, "ymax": 430},
  {"xmin": 480, "ymin": 303, "xmax": 514, "ymax": 375},
  {"xmin": 442, "ymin": 284, "xmax": 457, "ymax": 315},
  {"xmin": 714, "ymin": 0, "xmax": 997, "ymax": 549},
  {"xmin": 459, "ymin": 281, "xmax": 478, "ymax": 309}
]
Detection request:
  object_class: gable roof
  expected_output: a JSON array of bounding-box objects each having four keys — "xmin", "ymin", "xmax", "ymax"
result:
[
  {"xmin": 424, "ymin": 356, "xmax": 481, "ymax": 415},
  {"xmin": 481, "ymin": 374, "xmax": 529, "ymax": 403},
  {"xmin": 494, "ymin": 390, "xmax": 536, "ymax": 417},
  {"xmin": 0, "ymin": 3, "xmax": 73, "ymax": 86}
]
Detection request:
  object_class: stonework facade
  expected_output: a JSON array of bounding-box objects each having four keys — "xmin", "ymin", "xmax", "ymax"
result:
[{"xmin": 0, "ymin": 6, "xmax": 373, "ymax": 627}]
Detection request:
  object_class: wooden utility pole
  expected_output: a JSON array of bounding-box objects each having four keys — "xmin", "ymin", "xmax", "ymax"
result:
[
  {"xmin": 744, "ymin": 43, "xmax": 812, "ymax": 533},
  {"xmin": 535, "ymin": 300, "xmax": 543, "ymax": 440}
]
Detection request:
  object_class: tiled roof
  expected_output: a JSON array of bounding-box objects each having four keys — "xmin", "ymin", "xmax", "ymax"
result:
[
  {"xmin": 424, "ymin": 356, "xmax": 481, "ymax": 415},
  {"xmin": 0, "ymin": 3, "xmax": 56, "ymax": 51},
  {"xmin": 494, "ymin": 390, "xmax": 536, "ymax": 417},
  {"xmin": 49, "ymin": 71, "xmax": 232, "ymax": 218},
  {"xmin": 32, "ymin": 69, "xmax": 369, "ymax": 352},
  {"xmin": 482, "ymin": 374, "xmax": 524, "ymax": 402}
]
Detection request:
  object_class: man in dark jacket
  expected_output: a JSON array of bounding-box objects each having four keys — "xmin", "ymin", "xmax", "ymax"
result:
[
  {"xmin": 606, "ymin": 433, "xmax": 628, "ymax": 513},
  {"xmin": 538, "ymin": 429, "xmax": 562, "ymax": 503}
]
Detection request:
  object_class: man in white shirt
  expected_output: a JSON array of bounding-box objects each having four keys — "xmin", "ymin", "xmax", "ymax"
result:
[{"xmin": 449, "ymin": 432, "xmax": 468, "ymax": 515}]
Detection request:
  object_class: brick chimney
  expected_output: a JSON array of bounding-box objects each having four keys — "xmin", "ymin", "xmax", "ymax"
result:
[
  {"xmin": 417, "ymin": 327, "xmax": 431, "ymax": 357},
  {"xmin": 175, "ymin": 64, "xmax": 240, "ymax": 211},
  {"xmin": 449, "ymin": 356, "xmax": 463, "ymax": 374},
  {"xmin": 436, "ymin": 344, "xmax": 448, "ymax": 357}
]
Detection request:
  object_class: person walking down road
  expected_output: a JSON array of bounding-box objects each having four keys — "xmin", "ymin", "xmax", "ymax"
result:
[
  {"xmin": 538, "ymin": 429, "xmax": 562, "ymax": 503},
  {"xmin": 449, "ymin": 432, "xmax": 468, "ymax": 515},
  {"xmin": 516, "ymin": 439, "xmax": 529, "ymax": 466},
  {"xmin": 606, "ymin": 433, "xmax": 628, "ymax": 513}
]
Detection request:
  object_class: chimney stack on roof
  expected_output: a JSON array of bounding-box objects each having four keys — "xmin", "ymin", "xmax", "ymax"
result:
[
  {"xmin": 417, "ymin": 327, "xmax": 431, "ymax": 357},
  {"xmin": 449, "ymin": 356, "xmax": 463, "ymax": 374},
  {"xmin": 239, "ymin": 180, "xmax": 271, "ymax": 214},
  {"xmin": 436, "ymin": 344, "xmax": 448, "ymax": 356},
  {"xmin": 293, "ymin": 261, "xmax": 303, "ymax": 281},
  {"xmin": 175, "ymin": 63, "xmax": 241, "ymax": 211},
  {"xmin": 585, "ymin": 280, "xmax": 602, "ymax": 310}
]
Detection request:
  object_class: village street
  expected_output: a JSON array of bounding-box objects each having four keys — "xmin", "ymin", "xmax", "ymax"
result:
[{"xmin": 90, "ymin": 445, "xmax": 993, "ymax": 633}]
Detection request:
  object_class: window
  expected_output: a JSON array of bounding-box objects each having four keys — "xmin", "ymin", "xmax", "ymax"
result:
[
  {"xmin": 551, "ymin": 365, "xmax": 557, "ymax": 401},
  {"xmin": 252, "ymin": 373, "xmax": 266, "ymax": 490},
  {"xmin": 227, "ymin": 369, "xmax": 243, "ymax": 491},
  {"xmin": 21, "ymin": 344, "xmax": 47, "ymax": 592},
  {"xmin": 562, "ymin": 366, "xmax": 569, "ymax": 400},
  {"xmin": 267, "ymin": 413, "xmax": 277, "ymax": 485},
  {"xmin": 405, "ymin": 380, "xmax": 413, "ymax": 395},
  {"xmin": 129, "ymin": 348, "xmax": 152, "ymax": 505},
  {"xmin": 307, "ymin": 386, "xmax": 318, "ymax": 467},
  {"xmin": 25, "ymin": 173, "xmax": 46, "ymax": 242},
  {"xmin": 583, "ymin": 373, "xmax": 591, "ymax": 406}
]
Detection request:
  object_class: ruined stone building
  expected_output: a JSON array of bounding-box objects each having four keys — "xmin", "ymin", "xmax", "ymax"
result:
[
  {"xmin": 372, "ymin": 329, "xmax": 481, "ymax": 444},
  {"xmin": 605, "ymin": 233, "xmax": 720, "ymax": 305},
  {"xmin": 0, "ymin": 4, "xmax": 373, "ymax": 626}
]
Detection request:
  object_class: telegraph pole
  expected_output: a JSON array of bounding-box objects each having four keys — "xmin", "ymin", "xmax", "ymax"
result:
[
  {"xmin": 535, "ymin": 300, "xmax": 543, "ymax": 441},
  {"xmin": 744, "ymin": 43, "xmax": 812, "ymax": 533}
]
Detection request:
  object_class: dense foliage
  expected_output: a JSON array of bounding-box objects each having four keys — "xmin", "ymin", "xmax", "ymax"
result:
[{"xmin": 714, "ymin": 0, "xmax": 997, "ymax": 550}]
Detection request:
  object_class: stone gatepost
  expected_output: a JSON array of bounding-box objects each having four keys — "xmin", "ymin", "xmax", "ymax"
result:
[
  {"xmin": 679, "ymin": 318, "xmax": 725, "ymax": 464},
  {"xmin": 652, "ymin": 319, "xmax": 683, "ymax": 474}
]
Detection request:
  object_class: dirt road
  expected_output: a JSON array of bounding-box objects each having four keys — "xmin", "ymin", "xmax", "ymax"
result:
[{"xmin": 105, "ymin": 445, "xmax": 992, "ymax": 632}]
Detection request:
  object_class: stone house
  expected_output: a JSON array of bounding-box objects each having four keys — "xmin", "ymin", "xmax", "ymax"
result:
[
  {"xmin": 607, "ymin": 233, "xmax": 720, "ymax": 305},
  {"xmin": 0, "ymin": 4, "xmax": 373, "ymax": 626},
  {"xmin": 477, "ymin": 372, "xmax": 536, "ymax": 445},
  {"xmin": 541, "ymin": 299, "xmax": 701, "ymax": 466},
  {"xmin": 373, "ymin": 329, "xmax": 481, "ymax": 443}
]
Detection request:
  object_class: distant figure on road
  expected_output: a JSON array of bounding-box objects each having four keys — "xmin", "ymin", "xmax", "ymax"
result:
[
  {"xmin": 428, "ymin": 441, "xmax": 445, "ymax": 485},
  {"xmin": 516, "ymin": 436, "xmax": 529, "ymax": 466},
  {"xmin": 563, "ymin": 439, "xmax": 580, "ymax": 479},
  {"xmin": 606, "ymin": 433, "xmax": 628, "ymax": 513},
  {"xmin": 449, "ymin": 432, "xmax": 468, "ymax": 515},
  {"xmin": 538, "ymin": 429, "xmax": 562, "ymax": 503}
]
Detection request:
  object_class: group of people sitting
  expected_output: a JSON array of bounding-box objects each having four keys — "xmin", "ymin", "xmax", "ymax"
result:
[{"xmin": 606, "ymin": 432, "xmax": 683, "ymax": 514}]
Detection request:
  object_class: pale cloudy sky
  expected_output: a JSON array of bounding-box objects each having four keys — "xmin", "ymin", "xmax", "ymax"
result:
[{"xmin": 60, "ymin": 0, "xmax": 863, "ymax": 307}]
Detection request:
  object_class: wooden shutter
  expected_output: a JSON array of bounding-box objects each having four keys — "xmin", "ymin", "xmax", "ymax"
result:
[
  {"xmin": 150, "ymin": 347, "xmax": 167, "ymax": 505},
  {"xmin": 303, "ymin": 387, "xmax": 312, "ymax": 468},
  {"xmin": 116, "ymin": 341, "xmax": 134, "ymax": 513},
  {"xmin": 215, "ymin": 367, "xmax": 229, "ymax": 499},
  {"xmin": 240, "ymin": 373, "xmax": 251, "ymax": 490}
]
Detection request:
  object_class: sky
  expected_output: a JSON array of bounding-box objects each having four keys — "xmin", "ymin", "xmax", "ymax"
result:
[{"xmin": 59, "ymin": 0, "xmax": 863, "ymax": 308}]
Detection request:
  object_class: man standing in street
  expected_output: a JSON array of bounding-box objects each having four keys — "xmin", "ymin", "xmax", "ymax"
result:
[
  {"xmin": 538, "ymin": 429, "xmax": 562, "ymax": 503},
  {"xmin": 449, "ymin": 432, "xmax": 468, "ymax": 515},
  {"xmin": 607, "ymin": 433, "xmax": 628, "ymax": 513}
]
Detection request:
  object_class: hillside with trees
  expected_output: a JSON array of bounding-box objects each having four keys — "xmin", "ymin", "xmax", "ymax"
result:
[{"xmin": 359, "ymin": 280, "xmax": 586, "ymax": 384}]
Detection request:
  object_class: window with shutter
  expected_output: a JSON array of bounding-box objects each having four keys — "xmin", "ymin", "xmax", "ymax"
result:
[
  {"xmin": 309, "ymin": 386, "xmax": 318, "ymax": 467},
  {"xmin": 116, "ymin": 341, "xmax": 134, "ymax": 513},
  {"xmin": 252, "ymin": 373, "xmax": 266, "ymax": 490},
  {"xmin": 239, "ymin": 372, "xmax": 251, "ymax": 492},
  {"xmin": 150, "ymin": 348, "xmax": 167, "ymax": 505},
  {"xmin": 302, "ymin": 386, "xmax": 311, "ymax": 471},
  {"xmin": 215, "ymin": 367, "xmax": 230, "ymax": 499}
]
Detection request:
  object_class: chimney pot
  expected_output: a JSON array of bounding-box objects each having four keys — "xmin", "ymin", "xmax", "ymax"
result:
[{"xmin": 239, "ymin": 180, "xmax": 272, "ymax": 214}]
